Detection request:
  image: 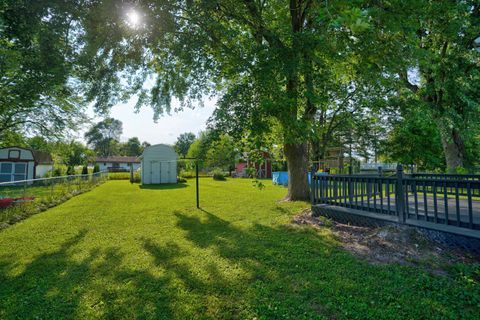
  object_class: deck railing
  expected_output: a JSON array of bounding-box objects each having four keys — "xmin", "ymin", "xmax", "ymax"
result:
[{"xmin": 311, "ymin": 165, "xmax": 480, "ymax": 235}]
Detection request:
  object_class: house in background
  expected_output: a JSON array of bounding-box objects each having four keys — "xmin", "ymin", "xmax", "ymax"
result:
[
  {"xmin": 234, "ymin": 151, "xmax": 272, "ymax": 178},
  {"xmin": 0, "ymin": 146, "xmax": 53, "ymax": 182},
  {"xmin": 95, "ymin": 156, "xmax": 141, "ymax": 172},
  {"xmin": 33, "ymin": 150, "xmax": 54, "ymax": 178}
]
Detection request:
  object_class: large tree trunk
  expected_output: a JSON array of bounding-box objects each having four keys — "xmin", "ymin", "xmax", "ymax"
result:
[
  {"xmin": 439, "ymin": 127, "xmax": 465, "ymax": 173},
  {"xmin": 284, "ymin": 142, "xmax": 310, "ymax": 201}
]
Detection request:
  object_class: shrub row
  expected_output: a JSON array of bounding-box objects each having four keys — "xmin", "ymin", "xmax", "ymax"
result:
[{"xmin": 108, "ymin": 171, "xmax": 141, "ymax": 183}]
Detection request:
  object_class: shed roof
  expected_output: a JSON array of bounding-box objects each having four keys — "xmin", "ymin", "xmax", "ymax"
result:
[
  {"xmin": 0, "ymin": 146, "xmax": 53, "ymax": 164},
  {"xmin": 141, "ymin": 144, "xmax": 178, "ymax": 160},
  {"xmin": 32, "ymin": 150, "xmax": 54, "ymax": 165},
  {"xmin": 95, "ymin": 156, "xmax": 140, "ymax": 163}
]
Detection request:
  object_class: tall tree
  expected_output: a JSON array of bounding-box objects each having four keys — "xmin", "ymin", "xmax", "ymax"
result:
[
  {"xmin": 57, "ymin": 140, "xmax": 92, "ymax": 166},
  {"xmin": 381, "ymin": 106, "xmax": 445, "ymax": 171},
  {"xmin": 205, "ymin": 135, "xmax": 237, "ymax": 172},
  {"xmin": 174, "ymin": 132, "xmax": 196, "ymax": 158},
  {"xmin": 0, "ymin": 0, "xmax": 87, "ymax": 140},
  {"xmin": 186, "ymin": 131, "xmax": 212, "ymax": 161},
  {"xmin": 84, "ymin": 118, "xmax": 123, "ymax": 157},
  {"xmin": 121, "ymin": 137, "xmax": 143, "ymax": 156},
  {"xmin": 398, "ymin": 1, "xmax": 480, "ymax": 172}
]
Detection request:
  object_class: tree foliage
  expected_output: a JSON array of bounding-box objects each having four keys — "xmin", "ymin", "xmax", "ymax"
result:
[
  {"xmin": 395, "ymin": 1, "xmax": 480, "ymax": 171},
  {"xmin": 174, "ymin": 132, "xmax": 196, "ymax": 158},
  {"xmin": 2, "ymin": 0, "xmax": 479, "ymax": 195},
  {"xmin": 84, "ymin": 118, "xmax": 123, "ymax": 157},
  {"xmin": 121, "ymin": 137, "xmax": 143, "ymax": 156},
  {"xmin": 205, "ymin": 135, "xmax": 237, "ymax": 171},
  {"xmin": 0, "ymin": 0, "xmax": 87, "ymax": 140}
]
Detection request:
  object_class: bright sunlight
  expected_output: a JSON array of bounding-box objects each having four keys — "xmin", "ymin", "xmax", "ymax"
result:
[{"xmin": 126, "ymin": 10, "xmax": 140, "ymax": 28}]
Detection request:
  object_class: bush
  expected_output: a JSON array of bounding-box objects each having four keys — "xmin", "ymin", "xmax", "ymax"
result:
[
  {"xmin": 180, "ymin": 169, "xmax": 196, "ymax": 179},
  {"xmin": 455, "ymin": 166, "xmax": 468, "ymax": 174},
  {"xmin": 82, "ymin": 165, "xmax": 88, "ymax": 175},
  {"xmin": 47, "ymin": 166, "xmax": 65, "ymax": 177},
  {"xmin": 66, "ymin": 166, "xmax": 75, "ymax": 176},
  {"xmin": 93, "ymin": 164, "xmax": 100, "ymax": 173},
  {"xmin": 212, "ymin": 168, "xmax": 226, "ymax": 181},
  {"xmin": 245, "ymin": 167, "xmax": 256, "ymax": 178},
  {"xmin": 108, "ymin": 172, "xmax": 130, "ymax": 180}
]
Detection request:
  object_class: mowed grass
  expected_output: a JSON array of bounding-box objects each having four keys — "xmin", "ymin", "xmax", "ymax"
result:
[{"xmin": 0, "ymin": 179, "xmax": 478, "ymax": 319}]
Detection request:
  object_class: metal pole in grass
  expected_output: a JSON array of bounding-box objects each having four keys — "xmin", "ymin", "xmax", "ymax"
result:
[
  {"xmin": 130, "ymin": 165, "xmax": 134, "ymax": 184},
  {"xmin": 196, "ymin": 158, "xmax": 199, "ymax": 209}
]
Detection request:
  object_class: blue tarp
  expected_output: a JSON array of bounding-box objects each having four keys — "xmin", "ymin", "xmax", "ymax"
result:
[
  {"xmin": 272, "ymin": 171, "xmax": 289, "ymax": 186},
  {"xmin": 273, "ymin": 171, "xmax": 326, "ymax": 186}
]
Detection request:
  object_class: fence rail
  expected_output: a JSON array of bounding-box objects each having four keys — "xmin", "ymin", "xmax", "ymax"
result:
[{"xmin": 311, "ymin": 166, "xmax": 480, "ymax": 236}]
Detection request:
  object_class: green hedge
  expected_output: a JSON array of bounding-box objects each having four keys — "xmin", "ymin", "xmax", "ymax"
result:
[{"xmin": 108, "ymin": 171, "xmax": 141, "ymax": 183}]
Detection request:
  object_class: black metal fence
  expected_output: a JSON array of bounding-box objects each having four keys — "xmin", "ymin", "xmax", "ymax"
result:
[{"xmin": 311, "ymin": 166, "xmax": 480, "ymax": 235}]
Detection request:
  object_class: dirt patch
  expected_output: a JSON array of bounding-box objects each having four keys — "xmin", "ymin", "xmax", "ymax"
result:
[{"xmin": 293, "ymin": 209, "xmax": 479, "ymax": 272}]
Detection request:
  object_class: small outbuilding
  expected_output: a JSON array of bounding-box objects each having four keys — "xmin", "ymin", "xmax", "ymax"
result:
[
  {"xmin": 141, "ymin": 144, "xmax": 178, "ymax": 184},
  {"xmin": 0, "ymin": 146, "xmax": 53, "ymax": 182},
  {"xmin": 32, "ymin": 150, "xmax": 54, "ymax": 178},
  {"xmin": 234, "ymin": 151, "xmax": 272, "ymax": 178}
]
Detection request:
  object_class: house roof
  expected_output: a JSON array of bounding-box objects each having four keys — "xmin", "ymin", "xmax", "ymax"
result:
[
  {"xmin": 95, "ymin": 156, "xmax": 140, "ymax": 163},
  {"xmin": 32, "ymin": 150, "xmax": 54, "ymax": 165}
]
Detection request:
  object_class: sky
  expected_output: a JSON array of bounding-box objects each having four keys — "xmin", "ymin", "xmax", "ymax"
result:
[
  {"xmin": 74, "ymin": 11, "xmax": 219, "ymax": 146},
  {"xmin": 79, "ymin": 97, "xmax": 217, "ymax": 145}
]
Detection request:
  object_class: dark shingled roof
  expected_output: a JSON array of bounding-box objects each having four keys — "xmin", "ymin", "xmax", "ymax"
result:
[
  {"xmin": 32, "ymin": 150, "xmax": 53, "ymax": 165},
  {"xmin": 95, "ymin": 156, "xmax": 140, "ymax": 163}
]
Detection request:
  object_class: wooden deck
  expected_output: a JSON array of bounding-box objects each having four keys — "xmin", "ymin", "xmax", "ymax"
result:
[{"xmin": 345, "ymin": 194, "xmax": 480, "ymax": 226}]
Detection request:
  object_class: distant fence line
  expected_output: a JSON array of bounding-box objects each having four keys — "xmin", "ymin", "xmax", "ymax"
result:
[{"xmin": 310, "ymin": 165, "xmax": 480, "ymax": 238}]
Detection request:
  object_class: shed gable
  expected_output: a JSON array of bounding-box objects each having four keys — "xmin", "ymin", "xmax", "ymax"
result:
[{"xmin": 0, "ymin": 147, "xmax": 34, "ymax": 161}]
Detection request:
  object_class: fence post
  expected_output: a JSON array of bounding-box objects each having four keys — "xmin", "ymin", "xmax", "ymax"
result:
[
  {"xmin": 348, "ymin": 171, "xmax": 354, "ymax": 205},
  {"xmin": 310, "ymin": 166, "xmax": 315, "ymax": 204},
  {"xmin": 396, "ymin": 164, "xmax": 406, "ymax": 223},
  {"xmin": 23, "ymin": 180, "xmax": 27, "ymax": 199}
]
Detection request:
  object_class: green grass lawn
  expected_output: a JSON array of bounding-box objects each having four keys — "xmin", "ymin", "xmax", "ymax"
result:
[{"xmin": 0, "ymin": 179, "xmax": 478, "ymax": 319}]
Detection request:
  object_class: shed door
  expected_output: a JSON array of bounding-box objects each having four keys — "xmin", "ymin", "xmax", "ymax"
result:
[
  {"xmin": 160, "ymin": 162, "xmax": 170, "ymax": 183},
  {"xmin": 150, "ymin": 161, "xmax": 161, "ymax": 184}
]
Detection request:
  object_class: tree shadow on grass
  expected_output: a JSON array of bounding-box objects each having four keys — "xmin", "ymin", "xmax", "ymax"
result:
[
  {"xmin": 0, "ymin": 210, "xmax": 477, "ymax": 319},
  {"xmin": 0, "ymin": 230, "xmax": 95, "ymax": 318},
  {"xmin": 170, "ymin": 209, "xmax": 480, "ymax": 319},
  {"xmin": 139, "ymin": 183, "xmax": 188, "ymax": 190},
  {"xmin": 0, "ymin": 230, "xmax": 177, "ymax": 319}
]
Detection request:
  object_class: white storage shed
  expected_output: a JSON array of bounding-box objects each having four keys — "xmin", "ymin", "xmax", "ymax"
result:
[{"xmin": 141, "ymin": 144, "xmax": 178, "ymax": 184}]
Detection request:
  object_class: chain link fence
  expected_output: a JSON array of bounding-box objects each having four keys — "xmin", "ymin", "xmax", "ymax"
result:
[{"xmin": 0, "ymin": 171, "xmax": 108, "ymax": 226}]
